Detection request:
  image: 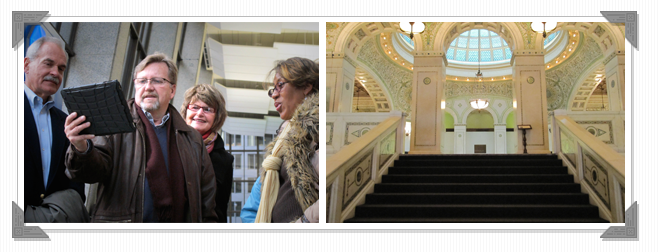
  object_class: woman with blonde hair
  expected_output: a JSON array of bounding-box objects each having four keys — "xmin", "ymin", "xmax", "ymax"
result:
[
  {"xmin": 253, "ymin": 57, "xmax": 319, "ymax": 223},
  {"xmin": 180, "ymin": 84, "xmax": 234, "ymax": 222}
]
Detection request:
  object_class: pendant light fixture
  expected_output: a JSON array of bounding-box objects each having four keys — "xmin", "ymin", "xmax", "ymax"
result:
[
  {"xmin": 399, "ymin": 22, "xmax": 426, "ymax": 39},
  {"xmin": 531, "ymin": 22, "xmax": 558, "ymax": 38},
  {"xmin": 470, "ymin": 30, "xmax": 488, "ymax": 110}
]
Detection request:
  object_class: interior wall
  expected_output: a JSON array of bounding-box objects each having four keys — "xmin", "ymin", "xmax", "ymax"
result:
[{"xmin": 466, "ymin": 132, "xmax": 495, "ymax": 154}]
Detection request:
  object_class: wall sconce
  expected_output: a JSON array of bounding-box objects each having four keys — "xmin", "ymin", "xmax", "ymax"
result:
[
  {"xmin": 405, "ymin": 122, "xmax": 411, "ymax": 136},
  {"xmin": 441, "ymin": 100, "xmax": 446, "ymax": 109}
]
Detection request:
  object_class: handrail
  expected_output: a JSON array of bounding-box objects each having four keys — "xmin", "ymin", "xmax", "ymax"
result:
[
  {"xmin": 326, "ymin": 113, "xmax": 406, "ymax": 223},
  {"xmin": 555, "ymin": 115, "xmax": 624, "ymax": 177},
  {"xmin": 326, "ymin": 117, "xmax": 401, "ymax": 177},
  {"xmin": 551, "ymin": 111, "xmax": 625, "ymax": 222}
]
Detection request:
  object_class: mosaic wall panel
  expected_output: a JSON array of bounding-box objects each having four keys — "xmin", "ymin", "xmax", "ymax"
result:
[
  {"xmin": 344, "ymin": 122, "xmax": 380, "ymax": 145},
  {"xmin": 379, "ymin": 131, "xmax": 397, "ymax": 168},
  {"xmin": 326, "ymin": 22, "xmax": 347, "ymax": 52},
  {"xmin": 357, "ymin": 38, "xmax": 412, "ymax": 114},
  {"xmin": 560, "ymin": 128, "xmax": 577, "ymax": 167},
  {"xmin": 445, "ymin": 80, "xmax": 513, "ymax": 99},
  {"xmin": 420, "ymin": 22, "xmax": 441, "ymax": 51},
  {"xmin": 546, "ymin": 35, "xmax": 603, "ymax": 110},
  {"xmin": 354, "ymin": 28, "xmax": 366, "ymax": 41},
  {"xmin": 326, "ymin": 122, "xmax": 334, "ymax": 145},
  {"xmin": 342, "ymin": 151, "xmax": 373, "ymax": 210},
  {"xmin": 582, "ymin": 152, "xmax": 611, "ymax": 208},
  {"xmin": 576, "ymin": 120, "xmax": 614, "ymax": 144},
  {"xmin": 515, "ymin": 22, "xmax": 538, "ymax": 50}
]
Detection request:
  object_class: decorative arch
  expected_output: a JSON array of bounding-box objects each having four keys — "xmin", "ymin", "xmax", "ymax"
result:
[
  {"xmin": 558, "ymin": 22, "xmax": 626, "ymax": 54},
  {"xmin": 502, "ymin": 107, "xmax": 516, "ymax": 125},
  {"xmin": 461, "ymin": 107, "xmax": 498, "ymax": 126},
  {"xmin": 444, "ymin": 107, "xmax": 459, "ymax": 126},
  {"xmin": 566, "ymin": 64, "xmax": 606, "ymax": 111},
  {"xmin": 333, "ymin": 22, "xmax": 401, "ymax": 59},
  {"xmin": 355, "ymin": 65, "xmax": 394, "ymax": 112}
]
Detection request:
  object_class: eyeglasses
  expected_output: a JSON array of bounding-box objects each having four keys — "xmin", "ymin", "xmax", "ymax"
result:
[
  {"xmin": 268, "ymin": 81, "xmax": 288, "ymax": 97},
  {"xmin": 134, "ymin": 77, "xmax": 172, "ymax": 87},
  {"xmin": 187, "ymin": 104, "xmax": 216, "ymax": 114}
]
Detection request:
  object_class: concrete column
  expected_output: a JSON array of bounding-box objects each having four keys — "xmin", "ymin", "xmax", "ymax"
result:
[
  {"xmin": 453, "ymin": 125, "xmax": 466, "ymax": 154},
  {"xmin": 603, "ymin": 49, "xmax": 625, "ymax": 111},
  {"xmin": 494, "ymin": 124, "xmax": 507, "ymax": 154},
  {"xmin": 326, "ymin": 57, "xmax": 356, "ymax": 113},
  {"xmin": 512, "ymin": 53, "xmax": 550, "ymax": 154},
  {"xmin": 409, "ymin": 55, "xmax": 446, "ymax": 154},
  {"xmin": 64, "ymin": 23, "xmax": 121, "ymax": 91},
  {"xmin": 173, "ymin": 22, "xmax": 205, "ymax": 111}
]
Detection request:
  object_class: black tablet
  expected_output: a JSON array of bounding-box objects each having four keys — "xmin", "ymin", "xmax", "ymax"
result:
[{"xmin": 61, "ymin": 80, "xmax": 135, "ymax": 136}]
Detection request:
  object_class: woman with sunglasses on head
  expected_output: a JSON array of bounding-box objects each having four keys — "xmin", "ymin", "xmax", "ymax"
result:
[
  {"xmin": 253, "ymin": 57, "xmax": 319, "ymax": 223},
  {"xmin": 180, "ymin": 84, "xmax": 234, "ymax": 223}
]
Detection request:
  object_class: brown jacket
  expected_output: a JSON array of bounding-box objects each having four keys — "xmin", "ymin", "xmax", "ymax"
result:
[{"xmin": 65, "ymin": 99, "xmax": 218, "ymax": 223}]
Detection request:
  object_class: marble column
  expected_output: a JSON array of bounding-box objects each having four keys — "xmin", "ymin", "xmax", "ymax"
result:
[
  {"xmin": 409, "ymin": 54, "xmax": 446, "ymax": 154},
  {"xmin": 512, "ymin": 53, "xmax": 550, "ymax": 154},
  {"xmin": 326, "ymin": 56, "xmax": 357, "ymax": 113}
]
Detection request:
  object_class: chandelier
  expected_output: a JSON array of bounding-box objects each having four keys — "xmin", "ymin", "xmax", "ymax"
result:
[
  {"xmin": 470, "ymin": 34, "xmax": 488, "ymax": 110},
  {"xmin": 470, "ymin": 99, "xmax": 489, "ymax": 110},
  {"xmin": 399, "ymin": 22, "xmax": 425, "ymax": 39},
  {"xmin": 531, "ymin": 22, "xmax": 558, "ymax": 38}
]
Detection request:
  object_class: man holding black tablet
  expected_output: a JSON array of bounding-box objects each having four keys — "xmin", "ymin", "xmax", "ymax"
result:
[
  {"xmin": 64, "ymin": 53, "xmax": 218, "ymax": 223},
  {"xmin": 23, "ymin": 36, "xmax": 87, "ymax": 222}
]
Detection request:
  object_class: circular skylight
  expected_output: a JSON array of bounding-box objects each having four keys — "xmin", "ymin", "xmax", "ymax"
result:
[{"xmin": 446, "ymin": 29, "xmax": 512, "ymax": 64}]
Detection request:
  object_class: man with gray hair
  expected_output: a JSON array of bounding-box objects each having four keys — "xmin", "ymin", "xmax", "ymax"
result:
[
  {"xmin": 64, "ymin": 53, "xmax": 218, "ymax": 223},
  {"xmin": 24, "ymin": 36, "xmax": 87, "ymax": 222}
]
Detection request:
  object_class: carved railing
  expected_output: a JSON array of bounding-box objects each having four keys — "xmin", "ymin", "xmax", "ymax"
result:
[
  {"xmin": 551, "ymin": 110, "xmax": 626, "ymax": 223},
  {"xmin": 325, "ymin": 112, "xmax": 406, "ymax": 223},
  {"xmin": 326, "ymin": 111, "xmax": 405, "ymax": 155}
]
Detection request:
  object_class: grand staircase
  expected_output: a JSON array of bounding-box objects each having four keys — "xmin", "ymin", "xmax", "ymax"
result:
[{"xmin": 344, "ymin": 154, "xmax": 608, "ymax": 223}]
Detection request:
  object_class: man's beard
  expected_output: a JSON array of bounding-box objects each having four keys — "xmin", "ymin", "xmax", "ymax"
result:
[{"xmin": 140, "ymin": 92, "xmax": 160, "ymax": 112}]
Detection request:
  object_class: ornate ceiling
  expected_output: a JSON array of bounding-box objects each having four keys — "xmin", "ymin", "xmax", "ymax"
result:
[{"xmin": 327, "ymin": 22, "xmax": 625, "ymax": 113}]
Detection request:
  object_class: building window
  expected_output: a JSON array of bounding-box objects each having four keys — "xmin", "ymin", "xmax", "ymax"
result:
[
  {"xmin": 228, "ymin": 201, "xmax": 242, "ymax": 218},
  {"xmin": 247, "ymin": 153, "xmax": 258, "ymax": 170},
  {"xmin": 233, "ymin": 154, "xmax": 242, "ymax": 169},
  {"xmin": 233, "ymin": 134, "xmax": 242, "ymax": 147},
  {"xmin": 232, "ymin": 178, "xmax": 242, "ymax": 193},
  {"xmin": 221, "ymin": 131, "xmax": 230, "ymax": 149},
  {"xmin": 256, "ymin": 136, "xmax": 264, "ymax": 148},
  {"xmin": 121, "ymin": 22, "xmax": 152, "ymax": 98},
  {"xmin": 247, "ymin": 177, "xmax": 257, "ymax": 193},
  {"xmin": 264, "ymin": 134, "xmax": 274, "ymax": 146},
  {"xmin": 247, "ymin": 136, "xmax": 256, "ymax": 147}
]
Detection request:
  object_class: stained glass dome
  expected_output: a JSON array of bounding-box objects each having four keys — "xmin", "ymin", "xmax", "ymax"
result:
[{"xmin": 446, "ymin": 29, "xmax": 512, "ymax": 63}]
